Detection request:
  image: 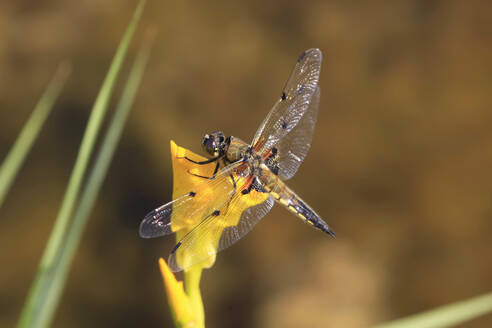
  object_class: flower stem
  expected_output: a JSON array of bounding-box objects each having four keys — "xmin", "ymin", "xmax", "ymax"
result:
[{"xmin": 184, "ymin": 268, "xmax": 205, "ymax": 328}]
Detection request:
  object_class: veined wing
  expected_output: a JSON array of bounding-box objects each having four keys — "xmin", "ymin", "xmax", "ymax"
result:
[
  {"xmin": 276, "ymin": 87, "xmax": 320, "ymax": 180},
  {"xmin": 252, "ymin": 48, "xmax": 322, "ymax": 155},
  {"xmin": 168, "ymin": 177, "xmax": 273, "ymax": 272},
  {"xmin": 139, "ymin": 161, "xmax": 245, "ymax": 238}
]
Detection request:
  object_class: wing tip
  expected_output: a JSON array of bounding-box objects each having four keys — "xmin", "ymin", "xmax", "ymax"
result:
[
  {"xmin": 138, "ymin": 220, "xmax": 153, "ymax": 238},
  {"xmin": 139, "ymin": 210, "xmax": 156, "ymax": 238},
  {"xmin": 139, "ymin": 209, "xmax": 173, "ymax": 238},
  {"xmin": 297, "ymin": 51, "xmax": 307, "ymax": 62},
  {"xmin": 299, "ymin": 48, "xmax": 322, "ymax": 63},
  {"xmin": 167, "ymin": 252, "xmax": 183, "ymax": 272}
]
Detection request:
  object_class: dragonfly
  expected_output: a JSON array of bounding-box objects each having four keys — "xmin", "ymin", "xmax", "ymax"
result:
[{"xmin": 140, "ymin": 48, "xmax": 335, "ymax": 272}]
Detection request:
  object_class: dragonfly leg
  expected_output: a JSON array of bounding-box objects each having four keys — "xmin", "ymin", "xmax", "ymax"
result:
[
  {"xmin": 186, "ymin": 162, "xmax": 220, "ymax": 180},
  {"xmin": 229, "ymin": 174, "xmax": 237, "ymax": 189},
  {"xmin": 179, "ymin": 156, "xmax": 220, "ymax": 165}
]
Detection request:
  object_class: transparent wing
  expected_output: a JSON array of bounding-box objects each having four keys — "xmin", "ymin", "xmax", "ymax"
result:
[
  {"xmin": 139, "ymin": 161, "xmax": 244, "ymax": 238},
  {"xmin": 276, "ymin": 87, "xmax": 320, "ymax": 180},
  {"xmin": 218, "ymin": 196, "xmax": 274, "ymax": 252},
  {"xmin": 168, "ymin": 181, "xmax": 273, "ymax": 272},
  {"xmin": 252, "ymin": 48, "xmax": 322, "ymax": 155},
  {"xmin": 139, "ymin": 195, "xmax": 191, "ymax": 238}
]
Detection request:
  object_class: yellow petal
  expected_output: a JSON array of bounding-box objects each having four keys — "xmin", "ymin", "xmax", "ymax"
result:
[
  {"xmin": 169, "ymin": 141, "xmax": 268, "ymax": 271},
  {"xmin": 170, "ymin": 140, "xmax": 216, "ymax": 234},
  {"xmin": 158, "ymin": 258, "xmax": 195, "ymax": 326}
]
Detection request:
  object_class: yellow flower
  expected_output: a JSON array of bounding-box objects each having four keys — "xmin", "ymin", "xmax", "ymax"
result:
[
  {"xmin": 160, "ymin": 140, "xmax": 269, "ymax": 328},
  {"xmin": 169, "ymin": 140, "xmax": 268, "ymax": 271},
  {"xmin": 159, "ymin": 258, "xmax": 195, "ymax": 327},
  {"xmin": 169, "ymin": 140, "xmax": 216, "ymax": 234}
]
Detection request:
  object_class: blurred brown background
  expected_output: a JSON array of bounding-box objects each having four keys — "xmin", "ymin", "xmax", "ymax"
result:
[{"xmin": 1, "ymin": 1, "xmax": 492, "ymax": 327}]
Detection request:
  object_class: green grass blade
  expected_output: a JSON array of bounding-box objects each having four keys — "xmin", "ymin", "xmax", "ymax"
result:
[
  {"xmin": 38, "ymin": 29, "xmax": 154, "ymax": 326},
  {"xmin": 0, "ymin": 63, "xmax": 70, "ymax": 208},
  {"xmin": 17, "ymin": 2, "xmax": 146, "ymax": 327},
  {"xmin": 374, "ymin": 291, "xmax": 492, "ymax": 328}
]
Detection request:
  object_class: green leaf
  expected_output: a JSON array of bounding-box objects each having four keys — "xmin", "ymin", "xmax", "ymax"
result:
[
  {"xmin": 374, "ymin": 291, "xmax": 492, "ymax": 328},
  {"xmin": 41, "ymin": 28, "xmax": 154, "ymax": 326},
  {"xmin": 17, "ymin": 1, "xmax": 146, "ymax": 327},
  {"xmin": 0, "ymin": 63, "xmax": 70, "ymax": 208}
]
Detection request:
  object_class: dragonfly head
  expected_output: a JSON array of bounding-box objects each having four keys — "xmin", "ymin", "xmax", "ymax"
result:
[{"xmin": 202, "ymin": 131, "xmax": 226, "ymax": 157}]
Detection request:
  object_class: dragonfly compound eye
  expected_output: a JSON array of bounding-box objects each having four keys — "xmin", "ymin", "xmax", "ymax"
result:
[{"xmin": 202, "ymin": 133, "xmax": 218, "ymax": 156}]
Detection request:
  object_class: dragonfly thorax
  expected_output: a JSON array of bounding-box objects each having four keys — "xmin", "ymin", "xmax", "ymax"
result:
[{"xmin": 224, "ymin": 136, "xmax": 250, "ymax": 164}]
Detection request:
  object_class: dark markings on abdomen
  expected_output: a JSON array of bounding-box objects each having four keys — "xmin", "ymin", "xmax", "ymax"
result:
[{"xmin": 292, "ymin": 201, "xmax": 335, "ymax": 237}]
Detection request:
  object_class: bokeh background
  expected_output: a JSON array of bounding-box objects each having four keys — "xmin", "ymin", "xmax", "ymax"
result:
[{"xmin": 1, "ymin": 1, "xmax": 492, "ymax": 327}]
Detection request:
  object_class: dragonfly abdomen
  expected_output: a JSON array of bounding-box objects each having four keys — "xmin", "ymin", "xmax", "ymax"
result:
[
  {"xmin": 288, "ymin": 200, "xmax": 334, "ymax": 236},
  {"xmin": 260, "ymin": 172, "xmax": 335, "ymax": 237}
]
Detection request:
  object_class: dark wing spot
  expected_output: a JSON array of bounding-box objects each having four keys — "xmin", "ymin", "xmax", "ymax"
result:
[
  {"xmin": 281, "ymin": 92, "xmax": 286, "ymax": 101},
  {"xmin": 189, "ymin": 191, "xmax": 196, "ymax": 197},
  {"xmin": 171, "ymin": 241, "xmax": 182, "ymax": 254},
  {"xmin": 212, "ymin": 210, "xmax": 220, "ymax": 216},
  {"xmin": 297, "ymin": 51, "xmax": 306, "ymax": 62},
  {"xmin": 252, "ymin": 177, "xmax": 267, "ymax": 192},
  {"xmin": 281, "ymin": 121, "xmax": 287, "ymax": 129}
]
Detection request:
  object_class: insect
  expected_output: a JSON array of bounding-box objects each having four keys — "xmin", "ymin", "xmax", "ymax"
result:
[{"xmin": 140, "ymin": 48, "xmax": 335, "ymax": 272}]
